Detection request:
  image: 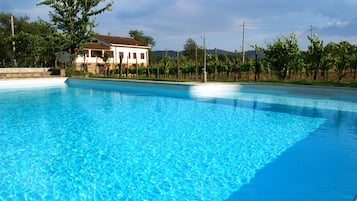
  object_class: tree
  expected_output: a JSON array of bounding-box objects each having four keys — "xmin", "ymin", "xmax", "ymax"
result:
[
  {"xmin": 234, "ymin": 50, "xmax": 241, "ymax": 80},
  {"xmin": 0, "ymin": 12, "xmax": 13, "ymax": 66},
  {"xmin": 251, "ymin": 45, "xmax": 261, "ymax": 81},
  {"xmin": 183, "ymin": 38, "xmax": 205, "ymax": 62},
  {"xmin": 218, "ymin": 54, "xmax": 231, "ymax": 79},
  {"xmin": 182, "ymin": 38, "xmax": 204, "ymax": 80},
  {"xmin": 241, "ymin": 61, "xmax": 252, "ymax": 80},
  {"xmin": 335, "ymin": 41, "xmax": 353, "ymax": 81},
  {"xmin": 306, "ymin": 34, "xmax": 324, "ymax": 80},
  {"xmin": 321, "ymin": 42, "xmax": 338, "ymax": 80},
  {"xmin": 41, "ymin": 22, "xmax": 65, "ymax": 68},
  {"xmin": 213, "ymin": 48, "xmax": 219, "ymax": 79},
  {"xmin": 0, "ymin": 12, "xmax": 62, "ymax": 67},
  {"xmin": 11, "ymin": 32, "xmax": 44, "ymax": 66},
  {"xmin": 129, "ymin": 30, "xmax": 155, "ymax": 47},
  {"xmin": 0, "ymin": 13, "xmax": 36, "ymax": 66},
  {"xmin": 351, "ymin": 45, "xmax": 357, "ymax": 80},
  {"xmin": 183, "ymin": 38, "xmax": 198, "ymax": 61},
  {"xmin": 263, "ymin": 33, "xmax": 300, "ymax": 80},
  {"xmin": 37, "ymin": 0, "xmax": 113, "ymax": 64}
]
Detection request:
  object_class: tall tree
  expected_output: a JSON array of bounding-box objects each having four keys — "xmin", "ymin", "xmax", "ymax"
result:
[
  {"xmin": 251, "ymin": 45, "xmax": 261, "ymax": 81},
  {"xmin": 179, "ymin": 38, "xmax": 199, "ymax": 79},
  {"xmin": 11, "ymin": 32, "xmax": 44, "ymax": 66},
  {"xmin": 37, "ymin": 0, "xmax": 113, "ymax": 63},
  {"xmin": 0, "ymin": 12, "xmax": 13, "ymax": 66},
  {"xmin": 335, "ymin": 41, "xmax": 353, "ymax": 81},
  {"xmin": 0, "ymin": 13, "xmax": 35, "ymax": 66},
  {"xmin": 182, "ymin": 38, "xmax": 204, "ymax": 67},
  {"xmin": 306, "ymin": 34, "xmax": 324, "ymax": 80},
  {"xmin": 321, "ymin": 42, "xmax": 338, "ymax": 80},
  {"xmin": 234, "ymin": 50, "xmax": 241, "ymax": 80},
  {"xmin": 351, "ymin": 45, "xmax": 357, "ymax": 80},
  {"xmin": 183, "ymin": 38, "xmax": 198, "ymax": 62},
  {"xmin": 129, "ymin": 30, "xmax": 155, "ymax": 47},
  {"xmin": 264, "ymin": 33, "xmax": 300, "ymax": 80},
  {"xmin": 0, "ymin": 13, "xmax": 61, "ymax": 67}
]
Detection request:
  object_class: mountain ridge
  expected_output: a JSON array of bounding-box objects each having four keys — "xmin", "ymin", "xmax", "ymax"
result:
[{"xmin": 152, "ymin": 49, "xmax": 264, "ymax": 59}]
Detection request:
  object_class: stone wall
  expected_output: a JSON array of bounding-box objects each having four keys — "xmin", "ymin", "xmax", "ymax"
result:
[{"xmin": 0, "ymin": 68, "xmax": 53, "ymax": 79}]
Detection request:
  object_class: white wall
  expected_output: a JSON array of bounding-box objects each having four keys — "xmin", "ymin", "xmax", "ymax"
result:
[
  {"xmin": 76, "ymin": 43, "xmax": 149, "ymax": 66},
  {"xmin": 76, "ymin": 46, "xmax": 149, "ymax": 67},
  {"xmin": 111, "ymin": 46, "xmax": 149, "ymax": 66}
]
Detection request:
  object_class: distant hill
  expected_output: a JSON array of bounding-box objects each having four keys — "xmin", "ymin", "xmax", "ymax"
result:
[
  {"xmin": 152, "ymin": 49, "xmax": 264, "ymax": 59},
  {"xmin": 206, "ymin": 49, "xmax": 236, "ymax": 56},
  {"xmin": 152, "ymin": 50, "xmax": 178, "ymax": 57}
]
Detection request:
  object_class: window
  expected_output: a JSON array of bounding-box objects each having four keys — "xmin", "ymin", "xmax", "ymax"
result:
[
  {"xmin": 91, "ymin": 50, "xmax": 102, "ymax": 57},
  {"xmin": 140, "ymin": 53, "xmax": 145, "ymax": 60},
  {"xmin": 119, "ymin": 52, "xmax": 124, "ymax": 59},
  {"xmin": 128, "ymin": 52, "xmax": 131, "ymax": 59},
  {"xmin": 104, "ymin": 51, "xmax": 113, "ymax": 58},
  {"xmin": 133, "ymin": 53, "xmax": 137, "ymax": 59},
  {"xmin": 82, "ymin": 50, "xmax": 89, "ymax": 57}
]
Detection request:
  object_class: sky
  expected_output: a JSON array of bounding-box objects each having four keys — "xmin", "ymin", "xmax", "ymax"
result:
[{"xmin": 1, "ymin": 0, "xmax": 357, "ymax": 51}]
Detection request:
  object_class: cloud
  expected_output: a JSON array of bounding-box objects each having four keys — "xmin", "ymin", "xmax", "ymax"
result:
[
  {"xmin": 2, "ymin": 0, "xmax": 357, "ymax": 50},
  {"xmin": 320, "ymin": 18, "xmax": 357, "ymax": 38}
]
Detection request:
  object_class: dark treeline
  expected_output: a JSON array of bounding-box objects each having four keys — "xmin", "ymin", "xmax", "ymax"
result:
[{"xmin": 0, "ymin": 12, "xmax": 62, "ymax": 67}]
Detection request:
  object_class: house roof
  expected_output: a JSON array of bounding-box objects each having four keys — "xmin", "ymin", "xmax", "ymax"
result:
[
  {"xmin": 85, "ymin": 42, "xmax": 110, "ymax": 50},
  {"xmin": 96, "ymin": 34, "xmax": 148, "ymax": 47}
]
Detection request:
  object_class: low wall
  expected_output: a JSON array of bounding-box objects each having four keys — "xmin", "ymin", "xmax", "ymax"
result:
[
  {"xmin": 0, "ymin": 77, "xmax": 68, "ymax": 89},
  {"xmin": 0, "ymin": 68, "xmax": 52, "ymax": 78},
  {"xmin": 0, "ymin": 68, "xmax": 50, "ymax": 73}
]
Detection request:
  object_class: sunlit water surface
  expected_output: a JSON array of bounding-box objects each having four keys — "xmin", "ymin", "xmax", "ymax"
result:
[{"xmin": 0, "ymin": 81, "xmax": 356, "ymax": 201}]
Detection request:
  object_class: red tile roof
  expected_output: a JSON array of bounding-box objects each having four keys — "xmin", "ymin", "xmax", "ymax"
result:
[
  {"xmin": 96, "ymin": 34, "xmax": 148, "ymax": 47},
  {"xmin": 85, "ymin": 42, "xmax": 110, "ymax": 50}
]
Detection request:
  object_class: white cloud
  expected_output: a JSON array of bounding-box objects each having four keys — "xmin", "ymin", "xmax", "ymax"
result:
[
  {"xmin": 2, "ymin": 0, "xmax": 357, "ymax": 50},
  {"xmin": 326, "ymin": 20, "xmax": 350, "ymax": 28}
]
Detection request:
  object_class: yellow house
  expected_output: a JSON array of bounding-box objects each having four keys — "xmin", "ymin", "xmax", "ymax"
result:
[{"xmin": 75, "ymin": 34, "xmax": 151, "ymax": 74}]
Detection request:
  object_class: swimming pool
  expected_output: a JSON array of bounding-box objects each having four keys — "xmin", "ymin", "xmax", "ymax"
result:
[{"xmin": 0, "ymin": 78, "xmax": 356, "ymax": 201}]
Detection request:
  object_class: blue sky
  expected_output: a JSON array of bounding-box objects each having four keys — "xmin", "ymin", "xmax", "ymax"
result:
[{"xmin": 1, "ymin": 0, "xmax": 357, "ymax": 51}]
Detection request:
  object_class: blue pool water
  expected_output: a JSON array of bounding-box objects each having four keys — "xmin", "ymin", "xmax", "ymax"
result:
[{"xmin": 0, "ymin": 79, "xmax": 356, "ymax": 200}]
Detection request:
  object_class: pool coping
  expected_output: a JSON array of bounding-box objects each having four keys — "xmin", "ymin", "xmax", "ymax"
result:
[
  {"xmin": 73, "ymin": 78, "xmax": 357, "ymax": 97},
  {"xmin": 0, "ymin": 77, "xmax": 356, "ymax": 112},
  {"xmin": 0, "ymin": 77, "xmax": 356, "ymax": 98},
  {"xmin": 0, "ymin": 77, "xmax": 68, "ymax": 89}
]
